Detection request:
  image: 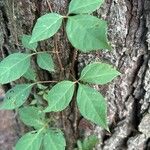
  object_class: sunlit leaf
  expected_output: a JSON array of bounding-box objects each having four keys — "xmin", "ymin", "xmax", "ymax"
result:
[
  {"xmin": 80, "ymin": 62, "xmax": 120, "ymax": 84},
  {"xmin": 19, "ymin": 106, "xmax": 45, "ymax": 129},
  {"xmin": 37, "ymin": 52, "xmax": 54, "ymax": 72},
  {"xmin": 0, "ymin": 84, "xmax": 33, "ymax": 110},
  {"xmin": 22, "ymin": 34, "xmax": 38, "ymax": 51},
  {"xmin": 30, "ymin": 13, "xmax": 63, "ymax": 43},
  {"xmin": 43, "ymin": 129, "xmax": 66, "ymax": 150},
  {"xmin": 69, "ymin": 0, "xmax": 104, "ymax": 14},
  {"xmin": 15, "ymin": 130, "xmax": 43, "ymax": 150},
  {"xmin": 77, "ymin": 84, "xmax": 108, "ymax": 130},
  {"xmin": 23, "ymin": 67, "xmax": 36, "ymax": 81},
  {"xmin": 44, "ymin": 81, "xmax": 75, "ymax": 112},
  {"xmin": 0, "ymin": 53, "xmax": 31, "ymax": 84},
  {"xmin": 66, "ymin": 15, "xmax": 111, "ymax": 52}
]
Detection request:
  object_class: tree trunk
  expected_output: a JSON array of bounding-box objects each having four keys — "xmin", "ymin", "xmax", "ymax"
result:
[{"xmin": 0, "ymin": 0, "xmax": 150, "ymax": 149}]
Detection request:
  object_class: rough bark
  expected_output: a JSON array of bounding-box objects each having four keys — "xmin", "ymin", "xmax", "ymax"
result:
[{"xmin": 0, "ymin": 0, "xmax": 150, "ymax": 150}]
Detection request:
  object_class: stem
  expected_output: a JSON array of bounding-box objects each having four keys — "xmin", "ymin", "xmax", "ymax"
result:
[
  {"xmin": 54, "ymin": 35, "xmax": 64, "ymax": 71},
  {"xmin": 46, "ymin": 0, "xmax": 53, "ymax": 12},
  {"xmin": 34, "ymin": 80, "xmax": 58, "ymax": 84}
]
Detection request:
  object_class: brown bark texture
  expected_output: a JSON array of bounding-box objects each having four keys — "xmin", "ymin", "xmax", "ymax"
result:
[{"xmin": 0, "ymin": 0, "xmax": 150, "ymax": 150}]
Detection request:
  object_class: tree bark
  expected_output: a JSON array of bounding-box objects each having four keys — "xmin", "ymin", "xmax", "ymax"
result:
[{"xmin": 0, "ymin": 0, "xmax": 150, "ymax": 150}]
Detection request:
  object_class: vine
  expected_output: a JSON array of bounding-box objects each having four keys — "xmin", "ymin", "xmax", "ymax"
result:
[{"xmin": 0, "ymin": 0, "xmax": 120, "ymax": 149}]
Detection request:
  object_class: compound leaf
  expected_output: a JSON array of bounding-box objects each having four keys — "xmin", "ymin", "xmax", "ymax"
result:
[
  {"xmin": 22, "ymin": 34, "xmax": 38, "ymax": 51},
  {"xmin": 77, "ymin": 84, "xmax": 108, "ymax": 130},
  {"xmin": 37, "ymin": 52, "xmax": 54, "ymax": 72},
  {"xmin": 44, "ymin": 81, "xmax": 74, "ymax": 112},
  {"xmin": 80, "ymin": 62, "xmax": 120, "ymax": 85},
  {"xmin": 43, "ymin": 129, "xmax": 66, "ymax": 150},
  {"xmin": 0, "ymin": 53, "xmax": 31, "ymax": 84},
  {"xmin": 0, "ymin": 84, "xmax": 33, "ymax": 110},
  {"xmin": 15, "ymin": 130, "xmax": 43, "ymax": 150},
  {"xmin": 30, "ymin": 13, "xmax": 63, "ymax": 43},
  {"xmin": 19, "ymin": 106, "xmax": 45, "ymax": 129},
  {"xmin": 66, "ymin": 15, "xmax": 111, "ymax": 52},
  {"xmin": 69, "ymin": 0, "xmax": 104, "ymax": 14}
]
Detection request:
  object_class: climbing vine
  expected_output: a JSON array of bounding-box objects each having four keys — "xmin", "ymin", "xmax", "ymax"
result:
[{"xmin": 0, "ymin": 0, "xmax": 120, "ymax": 149}]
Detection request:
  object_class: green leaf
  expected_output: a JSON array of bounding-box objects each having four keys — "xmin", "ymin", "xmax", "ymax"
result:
[
  {"xmin": 77, "ymin": 84, "xmax": 108, "ymax": 130},
  {"xmin": 43, "ymin": 129, "xmax": 66, "ymax": 150},
  {"xmin": 30, "ymin": 13, "xmax": 63, "ymax": 43},
  {"xmin": 0, "ymin": 53, "xmax": 31, "ymax": 84},
  {"xmin": 77, "ymin": 140, "xmax": 83, "ymax": 150},
  {"xmin": 82, "ymin": 135, "xmax": 99, "ymax": 150},
  {"xmin": 44, "ymin": 81, "xmax": 75, "ymax": 112},
  {"xmin": 37, "ymin": 84, "xmax": 47, "ymax": 90},
  {"xmin": 22, "ymin": 34, "xmax": 38, "ymax": 51},
  {"xmin": 0, "ymin": 84, "xmax": 33, "ymax": 110},
  {"xmin": 19, "ymin": 106, "xmax": 45, "ymax": 129},
  {"xmin": 37, "ymin": 52, "xmax": 54, "ymax": 72},
  {"xmin": 80, "ymin": 62, "xmax": 120, "ymax": 85},
  {"xmin": 69, "ymin": 0, "xmax": 104, "ymax": 14},
  {"xmin": 66, "ymin": 15, "xmax": 111, "ymax": 52},
  {"xmin": 15, "ymin": 130, "xmax": 43, "ymax": 150},
  {"xmin": 23, "ymin": 67, "xmax": 36, "ymax": 81}
]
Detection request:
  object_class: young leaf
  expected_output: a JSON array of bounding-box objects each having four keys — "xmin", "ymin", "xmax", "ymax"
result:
[
  {"xmin": 69, "ymin": 0, "xmax": 104, "ymax": 14},
  {"xmin": 79, "ymin": 62, "xmax": 120, "ymax": 85},
  {"xmin": 0, "ymin": 53, "xmax": 31, "ymax": 84},
  {"xmin": 37, "ymin": 52, "xmax": 54, "ymax": 72},
  {"xmin": 43, "ymin": 129, "xmax": 66, "ymax": 150},
  {"xmin": 15, "ymin": 130, "xmax": 43, "ymax": 150},
  {"xmin": 19, "ymin": 106, "xmax": 45, "ymax": 129},
  {"xmin": 22, "ymin": 34, "xmax": 38, "ymax": 51},
  {"xmin": 66, "ymin": 15, "xmax": 111, "ymax": 52},
  {"xmin": 23, "ymin": 67, "xmax": 36, "ymax": 81},
  {"xmin": 0, "ymin": 84, "xmax": 33, "ymax": 110},
  {"xmin": 30, "ymin": 13, "xmax": 63, "ymax": 43},
  {"xmin": 77, "ymin": 84, "xmax": 108, "ymax": 130},
  {"xmin": 44, "ymin": 81, "xmax": 75, "ymax": 112}
]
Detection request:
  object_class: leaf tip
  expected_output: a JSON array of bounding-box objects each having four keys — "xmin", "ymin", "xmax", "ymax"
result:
[{"xmin": 105, "ymin": 126, "xmax": 110, "ymax": 132}]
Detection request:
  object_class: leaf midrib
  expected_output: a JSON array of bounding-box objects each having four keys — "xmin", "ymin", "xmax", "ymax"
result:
[
  {"xmin": 0, "ymin": 54, "xmax": 30, "ymax": 77},
  {"xmin": 31, "ymin": 16, "xmax": 62, "ymax": 42},
  {"xmin": 81, "ymin": 86, "xmax": 106, "ymax": 127},
  {"xmin": 69, "ymin": 16, "xmax": 103, "ymax": 45},
  {"xmin": 25, "ymin": 130, "xmax": 42, "ymax": 150},
  {"xmin": 48, "ymin": 84, "xmax": 73, "ymax": 111},
  {"xmin": 81, "ymin": 72, "xmax": 118, "ymax": 81}
]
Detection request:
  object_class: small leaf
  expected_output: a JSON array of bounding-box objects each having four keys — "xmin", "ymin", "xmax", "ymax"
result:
[
  {"xmin": 43, "ymin": 129, "xmax": 66, "ymax": 150},
  {"xmin": 0, "ymin": 53, "xmax": 31, "ymax": 84},
  {"xmin": 15, "ymin": 130, "xmax": 43, "ymax": 150},
  {"xmin": 37, "ymin": 84, "xmax": 47, "ymax": 90},
  {"xmin": 19, "ymin": 106, "xmax": 45, "ymax": 129},
  {"xmin": 69, "ymin": 0, "xmax": 104, "ymax": 14},
  {"xmin": 77, "ymin": 140, "xmax": 83, "ymax": 150},
  {"xmin": 30, "ymin": 13, "xmax": 63, "ymax": 43},
  {"xmin": 80, "ymin": 62, "xmax": 120, "ymax": 85},
  {"xmin": 82, "ymin": 135, "xmax": 99, "ymax": 150},
  {"xmin": 37, "ymin": 52, "xmax": 54, "ymax": 72},
  {"xmin": 0, "ymin": 84, "xmax": 33, "ymax": 110},
  {"xmin": 66, "ymin": 15, "xmax": 111, "ymax": 52},
  {"xmin": 44, "ymin": 81, "xmax": 75, "ymax": 112},
  {"xmin": 23, "ymin": 67, "xmax": 36, "ymax": 81},
  {"xmin": 22, "ymin": 34, "xmax": 38, "ymax": 51},
  {"xmin": 77, "ymin": 84, "xmax": 108, "ymax": 130}
]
